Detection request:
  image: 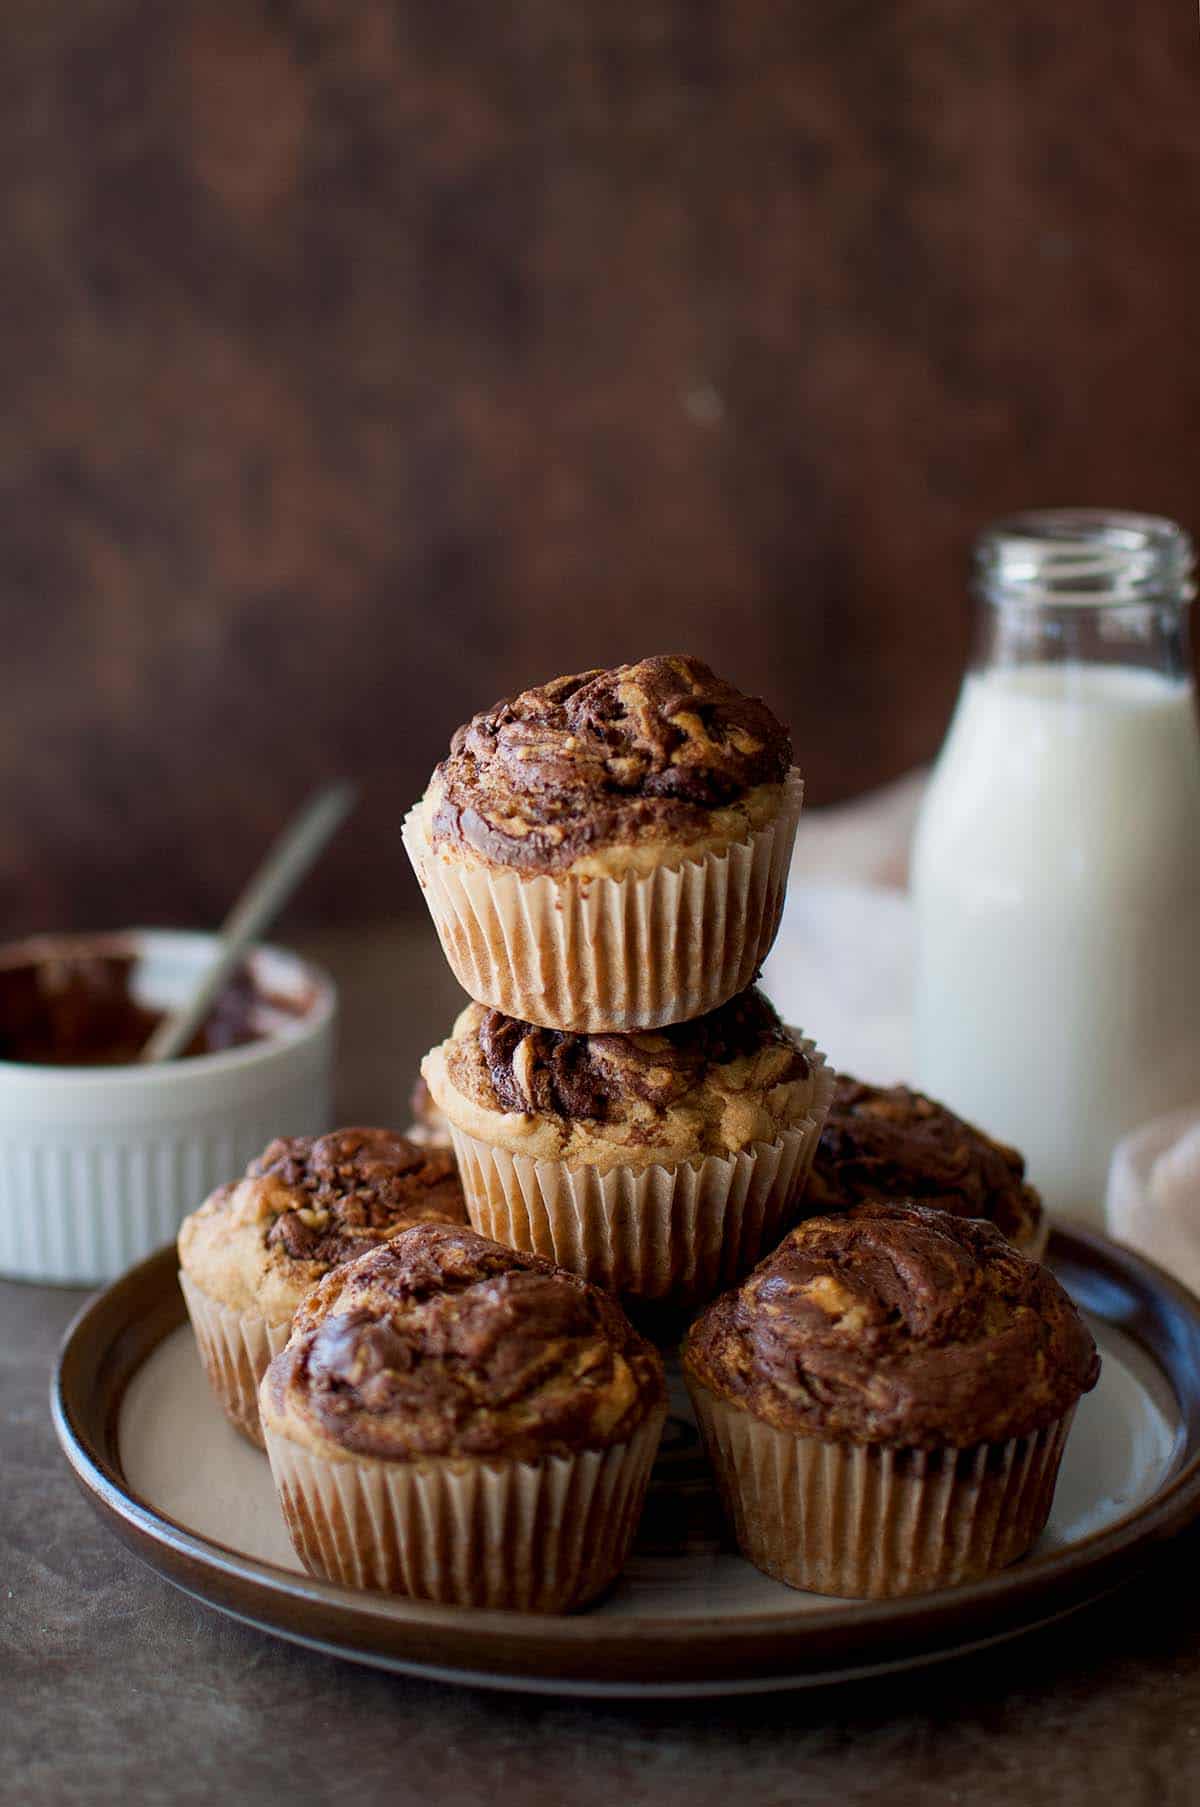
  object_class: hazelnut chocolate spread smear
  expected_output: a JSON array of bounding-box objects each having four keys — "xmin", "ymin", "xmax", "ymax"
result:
[
  {"xmin": 809, "ymin": 1077, "xmax": 1043, "ymax": 1243},
  {"xmin": 471, "ymin": 987, "xmax": 810, "ymax": 1122},
  {"xmin": 684, "ymin": 1202, "xmax": 1099, "ymax": 1449},
  {"xmin": 255, "ymin": 1129, "xmax": 465, "ymax": 1265},
  {"xmin": 272, "ymin": 1222, "xmax": 666, "ymax": 1462},
  {"xmin": 0, "ymin": 953, "xmax": 275, "ymax": 1065},
  {"xmin": 430, "ymin": 653, "xmax": 792, "ymax": 870}
]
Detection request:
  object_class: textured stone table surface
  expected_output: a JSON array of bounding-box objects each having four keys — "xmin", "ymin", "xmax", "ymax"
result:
[{"xmin": 6, "ymin": 921, "xmax": 1200, "ymax": 1806}]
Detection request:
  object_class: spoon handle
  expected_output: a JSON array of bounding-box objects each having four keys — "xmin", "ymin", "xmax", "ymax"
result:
[{"xmin": 140, "ymin": 781, "xmax": 356, "ymax": 1064}]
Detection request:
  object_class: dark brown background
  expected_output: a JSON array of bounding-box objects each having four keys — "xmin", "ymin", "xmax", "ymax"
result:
[{"xmin": 3, "ymin": 0, "xmax": 1198, "ymax": 933}]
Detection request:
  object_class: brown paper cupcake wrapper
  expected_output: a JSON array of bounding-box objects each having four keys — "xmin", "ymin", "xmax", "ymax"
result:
[
  {"xmin": 446, "ymin": 1045, "xmax": 834, "ymax": 1304},
  {"xmin": 262, "ymin": 1407, "xmax": 666, "ymax": 1612},
  {"xmin": 179, "ymin": 1270, "xmax": 293, "ymax": 1449},
  {"xmin": 688, "ymin": 1382, "xmax": 1076, "ymax": 1599},
  {"xmin": 402, "ymin": 768, "xmax": 804, "ymax": 1033}
]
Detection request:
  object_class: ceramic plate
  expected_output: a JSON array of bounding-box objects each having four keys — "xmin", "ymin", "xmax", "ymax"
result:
[{"xmin": 52, "ymin": 1228, "xmax": 1200, "ymax": 1697}]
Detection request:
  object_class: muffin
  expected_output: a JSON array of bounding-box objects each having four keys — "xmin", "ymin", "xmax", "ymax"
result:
[
  {"xmin": 402, "ymin": 654, "xmax": 803, "ymax": 1031},
  {"xmin": 807, "ymin": 1077, "xmax": 1046, "ymax": 1257},
  {"xmin": 683, "ymin": 1201, "xmax": 1099, "ymax": 1598},
  {"xmin": 420, "ymin": 986, "xmax": 834, "ymax": 1304},
  {"xmin": 259, "ymin": 1222, "xmax": 667, "ymax": 1610},
  {"xmin": 178, "ymin": 1128, "xmax": 466, "ymax": 1446}
]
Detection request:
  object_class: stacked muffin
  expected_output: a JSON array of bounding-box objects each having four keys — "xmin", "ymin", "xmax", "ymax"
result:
[
  {"xmin": 409, "ymin": 653, "xmax": 833, "ymax": 1304},
  {"xmin": 404, "ymin": 653, "xmax": 805, "ymax": 1033}
]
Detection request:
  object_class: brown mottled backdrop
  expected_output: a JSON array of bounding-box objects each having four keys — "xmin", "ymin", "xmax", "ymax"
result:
[{"xmin": 2, "ymin": 0, "xmax": 1198, "ymax": 931}]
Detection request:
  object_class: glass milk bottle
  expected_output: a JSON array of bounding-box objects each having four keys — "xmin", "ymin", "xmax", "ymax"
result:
[{"xmin": 912, "ymin": 510, "xmax": 1200, "ymax": 1226}]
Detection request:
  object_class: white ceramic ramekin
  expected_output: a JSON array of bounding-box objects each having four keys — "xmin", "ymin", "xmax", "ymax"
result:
[{"xmin": 0, "ymin": 930, "xmax": 336, "ymax": 1285}]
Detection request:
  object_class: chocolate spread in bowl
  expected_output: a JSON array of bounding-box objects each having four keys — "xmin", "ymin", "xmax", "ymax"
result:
[{"xmin": 0, "ymin": 950, "xmax": 296, "ymax": 1066}]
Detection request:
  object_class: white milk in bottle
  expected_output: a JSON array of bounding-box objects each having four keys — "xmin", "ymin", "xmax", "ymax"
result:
[{"xmin": 912, "ymin": 511, "xmax": 1200, "ymax": 1224}]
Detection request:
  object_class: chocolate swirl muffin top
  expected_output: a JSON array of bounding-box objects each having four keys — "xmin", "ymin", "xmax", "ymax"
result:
[
  {"xmin": 250, "ymin": 1129, "xmax": 466, "ymax": 1266},
  {"xmin": 263, "ymin": 1222, "xmax": 666, "ymax": 1462},
  {"xmin": 427, "ymin": 654, "xmax": 792, "ymax": 872},
  {"xmin": 177, "ymin": 1129, "xmax": 467, "ymax": 1319},
  {"xmin": 474, "ymin": 989, "xmax": 809, "ymax": 1123},
  {"xmin": 683, "ymin": 1203, "xmax": 1099, "ymax": 1448},
  {"xmin": 422, "ymin": 989, "xmax": 823, "ymax": 1168},
  {"xmin": 808, "ymin": 1078, "xmax": 1044, "ymax": 1249}
]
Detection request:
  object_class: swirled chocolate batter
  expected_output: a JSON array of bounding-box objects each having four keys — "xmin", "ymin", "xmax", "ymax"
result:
[
  {"xmin": 266, "ymin": 1222, "xmax": 666, "ymax": 1463},
  {"xmin": 683, "ymin": 1202, "xmax": 1099, "ymax": 1449},
  {"xmin": 422, "ymin": 987, "xmax": 823, "ymax": 1171},
  {"xmin": 178, "ymin": 1130, "xmax": 467, "ymax": 1330},
  {"xmin": 255, "ymin": 1129, "xmax": 465, "ymax": 1266},
  {"xmin": 428, "ymin": 654, "xmax": 792, "ymax": 871},
  {"xmin": 807, "ymin": 1077, "xmax": 1044, "ymax": 1250},
  {"xmin": 472, "ymin": 988, "xmax": 810, "ymax": 1123}
]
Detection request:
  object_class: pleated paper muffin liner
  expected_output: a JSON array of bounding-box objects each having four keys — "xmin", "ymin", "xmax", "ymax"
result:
[
  {"xmin": 179, "ymin": 1270, "xmax": 293, "ymax": 1449},
  {"xmin": 261, "ymin": 1407, "xmax": 666, "ymax": 1612},
  {"xmin": 444, "ymin": 1046, "xmax": 834, "ymax": 1305},
  {"xmin": 401, "ymin": 768, "xmax": 804, "ymax": 1033},
  {"xmin": 687, "ymin": 1382, "xmax": 1076, "ymax": 1599}
]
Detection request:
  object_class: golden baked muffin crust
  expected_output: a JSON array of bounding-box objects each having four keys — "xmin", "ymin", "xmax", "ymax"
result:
[
  {"xmin": 422, "ymin": 988, "xmax": 820, "ymax": 1170},
  {"xmin": 683, "ymin": 1201, "xmax": 1099, "ymax": 1449},
  {"xmin": 262, "ymin": 1222, "xmax": 667, "ymax": 1463},
  {"xmin": 178, "ymin": 1128, "xmax": 466, "ymax": 1321},
  {"xmin": 425, "ymin": 654, "xmax": 791, "ymax": 877},
  {"xmin": 808, "ymin": 1077, "xmax": 1044, "ymax": 1250}
]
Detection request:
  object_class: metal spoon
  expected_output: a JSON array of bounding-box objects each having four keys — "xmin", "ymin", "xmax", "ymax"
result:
[{"xmin": 139, "ymin": 781, "xmax": 356, "ymax": 1063}]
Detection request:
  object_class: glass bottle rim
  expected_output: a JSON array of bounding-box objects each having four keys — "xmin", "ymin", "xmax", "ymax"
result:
[{"xmin": 974, "ymin": 508, "xmax": 1195, "ymax": 607}]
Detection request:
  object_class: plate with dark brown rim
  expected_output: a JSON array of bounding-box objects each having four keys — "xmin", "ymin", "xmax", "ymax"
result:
[{"xmin": 51, "ymin": 1226, "xmax": 1200, "ymax": 1698}]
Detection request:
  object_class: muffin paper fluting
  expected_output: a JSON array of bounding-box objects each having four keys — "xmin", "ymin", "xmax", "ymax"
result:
[
  {"xmin": 179, "ymin": 1271, "xmax": 292, "ymax": 1449},
  {"xmin": 444, "ymin": 1042, "xmax": 833, "ymax": 1304},
  {"xmin": 688, "ymin": 1382, "xmax": 1076, "ymax": 1599},
  {"xmin": 402, "ymin": 769, "xmax": 803, "ymax": 1033},
  {"xmin": 262, "ymin": 1407, "xmax": 665, "ymax": 1611}
]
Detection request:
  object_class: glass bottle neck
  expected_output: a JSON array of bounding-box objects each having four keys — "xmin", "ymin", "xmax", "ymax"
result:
[
  {"xmin": 974, "ymin": 593, "xmax": 1194, "ymax": 682},
  {"xmin": 972, "ymin": 509, "xmax": 1195, "ymax": 684}
]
